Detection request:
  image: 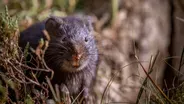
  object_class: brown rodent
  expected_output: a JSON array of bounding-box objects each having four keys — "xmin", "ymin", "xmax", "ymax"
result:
[{"xmin": 19, "ymin": 16, "xmax": 98, "ymax": 103}]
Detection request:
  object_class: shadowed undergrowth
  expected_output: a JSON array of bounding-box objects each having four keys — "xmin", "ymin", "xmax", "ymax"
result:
[{"xmin": 0, "ymin": 6, "xmax": 53, "ymax": 104}]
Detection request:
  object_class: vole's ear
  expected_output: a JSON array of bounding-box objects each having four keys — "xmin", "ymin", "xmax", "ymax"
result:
[{"xmin": 45, "ymin": 16, "xmax": 63, "ymax": 36}]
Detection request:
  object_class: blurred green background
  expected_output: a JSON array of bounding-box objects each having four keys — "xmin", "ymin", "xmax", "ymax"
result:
[{"xmin": 0, "ymin": 0, "xmax": 87, "ymax": 31}]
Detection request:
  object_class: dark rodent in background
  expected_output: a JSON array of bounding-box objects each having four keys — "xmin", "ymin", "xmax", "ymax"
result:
[{"xmin": 19, "ymin": 16, "xmax": 98, "ymax": 103}]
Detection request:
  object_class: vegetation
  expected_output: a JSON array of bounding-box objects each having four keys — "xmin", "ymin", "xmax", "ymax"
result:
[
  {"xmin": 0, "ymin": 0, "xmax": 184, "ymax": 104},
  {"xmin": 0, "ymin": 6, "xmax": 53, "ymax": 104}
]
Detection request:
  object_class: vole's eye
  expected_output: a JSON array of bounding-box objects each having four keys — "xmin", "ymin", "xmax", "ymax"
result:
[
  {"xmin": 62, "ymin": 37, "xmax": 67, "ymax": 42},
  {"xmin": 84, "ymin": 37, "xmax": 88, "ymax": 42}
]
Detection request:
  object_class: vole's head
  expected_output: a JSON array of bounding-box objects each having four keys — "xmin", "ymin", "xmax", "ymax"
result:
[{"xmin": 44, "ymin": 16, "xmax": 98, "ymax": 72}]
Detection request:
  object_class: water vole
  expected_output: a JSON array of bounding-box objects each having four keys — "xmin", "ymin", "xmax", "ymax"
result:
[{"xmin": 19, "ymin": 16, "xmax": 98, "ymax": 102}]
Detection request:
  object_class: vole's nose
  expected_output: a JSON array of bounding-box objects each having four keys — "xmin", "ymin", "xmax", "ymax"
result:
[
  {"xmin": 72, "ymin": 54, "xmax": 82, "ymax": 68},
  {"xmin": 73, "ymin": 54, "xmax": 82, "ymax": 60}
]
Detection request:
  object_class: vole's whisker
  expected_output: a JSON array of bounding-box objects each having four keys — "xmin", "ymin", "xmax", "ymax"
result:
[
  {"xmin": 67, "ymin": 46, "xmax": 73, "ymax": 51},
  {"xmin": 49, "ymin": 43, "xmax": 68, "ymax": 51},
  {"xmin": 46, "ymin": 55, "xmax": 62, "ymax": 63},
  {"xmin": 45, "ymin": 51, "xmax": 65, "ymax": 56},
  {"xmin": 58, "ymin": 52, "xmax": 64, "ymax": 55}
]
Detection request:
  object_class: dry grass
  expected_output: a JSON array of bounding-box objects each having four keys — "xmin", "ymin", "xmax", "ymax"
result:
[{"xmin": 0, "ymin": 6, "xmax": 54, "ymax": 104}]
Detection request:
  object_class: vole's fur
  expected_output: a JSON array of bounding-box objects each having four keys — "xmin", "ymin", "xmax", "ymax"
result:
[{"xmin": 19, "ymin": 16, "xmax": 98, "ymax": 102}]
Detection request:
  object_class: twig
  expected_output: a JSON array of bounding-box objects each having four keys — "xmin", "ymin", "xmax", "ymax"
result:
[
  {"xmin": 135, "ymin": 52, "xmax": 173, "ymax": 104},
  {"xmin": 16, "ymin": 61, "xmax": 51, "ymax": 72},
  {"xmin": 46, "ymin": 76, "xmax": 58, "ymax": 102},
  {"xmin": 100, "ymin": 61, "xmax": 148, "ymax": 104},
  {"xmin": 7, "ymin": 60, "xmax": 41, "ymax": 86}
]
